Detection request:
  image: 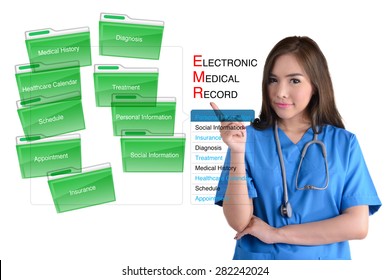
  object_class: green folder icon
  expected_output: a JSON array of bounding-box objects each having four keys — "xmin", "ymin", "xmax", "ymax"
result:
[
  {"xmin": 25, "ymin": 27, "xmax": 92, "ymax": 66},
  {"xmin": 48, "ymin": 163, "xmax": 116, "ymax": 213},
  {"xmin": 99, "ymin": 13, "xmax": 164, "ymax": 60},
  {"xmin": 93, "ymin": 65, "xmax": 158, "ymax": 107},
  {"xmin": 16, "ymin": 134, "xmax": 82, "ymax": 179},
  {"xmin": 17, "ymin": 92, "xmax": 85, "ymax": 137},
  {"xmin": 121, "ymin": 133, "xmax": 185, "ymax": 172},
  {"xmin": 111, "ymin": 96, "xmax": 176, "ymax": 136},
  {"xmin": 15, "ymin": 62, "xmax": 81, "ymax": 101}
]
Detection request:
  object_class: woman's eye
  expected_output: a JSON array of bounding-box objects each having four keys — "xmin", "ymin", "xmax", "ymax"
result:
[
  {"xmin": 268, "ymin": 77, "xmax": 277, "ymax": 84},
  {"xmin": 291, "ymin": 78, "xmax": 300, "ymax": 84}
]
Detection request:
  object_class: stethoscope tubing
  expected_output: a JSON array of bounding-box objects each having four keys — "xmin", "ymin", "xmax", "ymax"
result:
[{"xmin": 274, "ymin": 122, "xmax": 329, "ymax": 218}]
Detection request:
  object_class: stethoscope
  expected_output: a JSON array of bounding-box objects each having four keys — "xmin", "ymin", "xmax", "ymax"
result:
[{"xmin": 274, "ymin": 122, "xmax": 329, "ymax": 218}]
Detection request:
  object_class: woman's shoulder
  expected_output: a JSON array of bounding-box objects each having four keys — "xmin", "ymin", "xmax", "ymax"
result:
[
  {"xmin": 247, "ymin": 123, "xmax": 273, "ymax": 137},
  {"xmin": 323, "ymin": 124, "xmax": 353, "ymax": 135},
  {"xmin": 322, "ymin": 125, "xmax": 357, "ymax": 144}
]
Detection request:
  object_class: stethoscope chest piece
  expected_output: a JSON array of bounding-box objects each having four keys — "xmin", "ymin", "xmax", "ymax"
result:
[{"xmin": 280, "ymin": 201, "xmax": 292, "ymax": 218}]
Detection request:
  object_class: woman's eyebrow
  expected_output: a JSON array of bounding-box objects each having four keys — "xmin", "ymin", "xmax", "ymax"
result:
[
  {"xmin": 269, "ymin": 72, "xmax": 304, "ymax": 77},
  {"xmin": 286, "ymin": 73, "xmax": 304, "ymax": 77}
]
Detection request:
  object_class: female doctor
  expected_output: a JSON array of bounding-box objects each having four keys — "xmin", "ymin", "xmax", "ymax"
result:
[{"xmin": 211, "ymin": 36, "xmax": 382, "ymax": 260}]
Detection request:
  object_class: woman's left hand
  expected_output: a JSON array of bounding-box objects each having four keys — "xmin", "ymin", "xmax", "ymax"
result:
[{"xmin": 234, "ymin": 216, "xmax": 278, "ymax": 244}]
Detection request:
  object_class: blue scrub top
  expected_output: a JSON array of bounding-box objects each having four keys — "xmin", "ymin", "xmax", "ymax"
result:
[{"xmin": 215, "ymin": 125, "xmax": 382, "ymax": 260}]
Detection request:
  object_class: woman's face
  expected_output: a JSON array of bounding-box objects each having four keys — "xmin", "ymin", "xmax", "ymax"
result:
[{"xmin": 268, "ymin": 54, "xmax": 313, "ymax": 124}]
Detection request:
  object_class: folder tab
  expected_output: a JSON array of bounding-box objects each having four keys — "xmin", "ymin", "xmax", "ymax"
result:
[
  {"xmin": 15, "ymin": 62, "xmax": 81, "ymax": 101},
  {"xmin": 93, "ymin": 65, "xmax": 158, "ymax": 107},
  {"xmin": 48, "ymin": 163, "xmax": 116, "ymax": 213},
  {"xmin": 25, "ymin": 27, "xmax": 92, "ymax": 66},
  {"xmin": 111, "ymin": 96, "xmax": 176, "ymax": 136},
  {"xmin": 17, "ymin": 92, "xmax": 85, "ymax": 137},
  {"xmin": 16, "ymin": 134, "xmax": 82, "ymax": 178},
  {"xmin": 121, "ymin": 133, "xmax": 186, "ymax": 172},
  {"xmin": 99, "ymin": 13, "xmax": 164, "ymax": 60}
]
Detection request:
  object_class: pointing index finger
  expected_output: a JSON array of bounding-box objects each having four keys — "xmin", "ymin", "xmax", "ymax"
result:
[
  {"xmin": 210, "ymin": 102, "xmax": 225, "ymax": 122},
  {"xmin": 210, "ymin": 102, "xmax": 219, "ymax": 111}
]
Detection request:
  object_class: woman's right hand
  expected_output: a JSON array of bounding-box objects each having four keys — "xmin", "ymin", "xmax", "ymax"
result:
[{"xmin": 210, "ymin": 102, "xmax": 247, "ymax": 153}]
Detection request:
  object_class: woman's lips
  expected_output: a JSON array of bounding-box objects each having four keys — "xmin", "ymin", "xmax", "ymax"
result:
[{"xmin": 275, "ymin": 102, "xmax": 292, "ymax": 109}]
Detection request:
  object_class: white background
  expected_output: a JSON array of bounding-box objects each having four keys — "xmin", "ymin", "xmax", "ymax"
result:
[{"xmin": 1, "ymin": 0, "xmax": 389, "ymax": 279}]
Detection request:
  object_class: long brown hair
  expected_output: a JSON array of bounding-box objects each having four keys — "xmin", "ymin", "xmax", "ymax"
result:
[{"xmin": 252, "ymin": 36, "xmax": 344, "ymax": 131}]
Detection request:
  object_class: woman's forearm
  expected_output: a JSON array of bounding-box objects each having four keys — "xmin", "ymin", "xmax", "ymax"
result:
[
  {"xmin": 235, "ymin": 205, "xmax": 369, "ymax": 245},
  {"xmin": 274, "ymin": 205, "xmax": 369, "ymax": 245},
  {"xmin": 223, "ymin": 151, "xmax": 253, "ymax": 232}
]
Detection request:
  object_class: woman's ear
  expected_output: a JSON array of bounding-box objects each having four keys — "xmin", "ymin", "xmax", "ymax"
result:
[
  {"xmin": 311, "ymin": 87, "xmax": 315, "ymax": 96},
  {"xmin": 310, "ymin": 83, "xmax": 317, "ymax": 96}
]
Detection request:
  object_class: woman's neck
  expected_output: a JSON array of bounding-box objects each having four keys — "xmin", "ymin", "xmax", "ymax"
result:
[{"xmin": 278, "ymin": 118, "xmax": 311, "ymax": 144}]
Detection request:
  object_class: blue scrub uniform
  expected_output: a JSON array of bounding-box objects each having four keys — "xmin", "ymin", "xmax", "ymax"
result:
[{"xmin": 215, "ymin": 125, "xmax": 382, "ymax": 260}]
